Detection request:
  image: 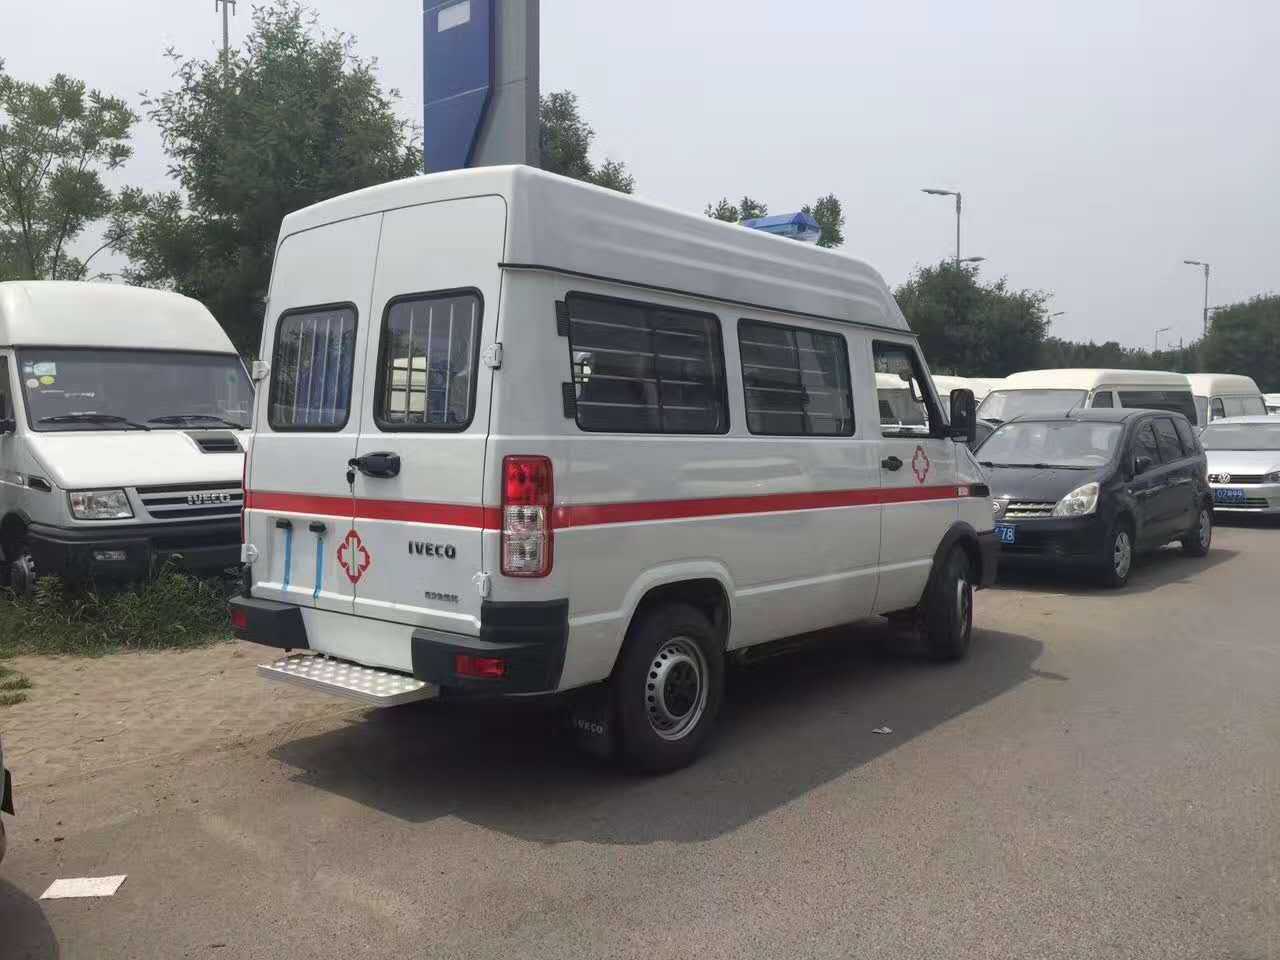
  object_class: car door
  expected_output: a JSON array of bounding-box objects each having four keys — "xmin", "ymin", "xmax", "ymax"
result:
[
  {"xmin": 1153, "ymin": 416, "xmax": 1196, "ymax": 534},
  {"xmin": 245, "ymin": 213, "xmax": 383, "ymax": 613},
  {"xmin": 1128, "ymin": 418, "xmax": 1174, "ymax": 545},
  {"xmin": 870, "ymin": 338, "xmax": 957, "ymax": 614}
]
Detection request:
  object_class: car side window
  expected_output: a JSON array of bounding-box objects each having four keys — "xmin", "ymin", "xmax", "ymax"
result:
[
  {"xmin": 1133, "ymin": 421, "xmax": 1161, "ymax": 467},
  {"xmin": 872, "ymin": 341, "xmax": 940, "ymax": 438},
  {"xmin": 1211, "ymin": 398, "xmax": 1226, "ymax": 420},
  {"xmin": 1091, "ymin": 391, "xmax": 1114, "ymax": 408},
  {"xmin": 1153, "ymin": 417, "xmax": 1183, "ymax": 462},
  {"xmin": 1173, "ymin": 417, "xmax": 1198, "ymax": 454}
]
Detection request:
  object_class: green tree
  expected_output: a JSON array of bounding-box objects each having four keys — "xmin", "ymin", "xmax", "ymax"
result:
[
  {"xmin": 539, "ymin": 91, "xmax": 634, "ymax": 193},
  {"xmin": 801, "ymin": 194, "xmax": 844, "ymax": 248},
  {"xmin": 1202, "ymin": 294, "xmax": 1280, "ymax": 390},
  {"xmin": 0, "ymin": 60, "xmax": 136, "ymax": 280},
  {"xmin": 704, "ymin": 196, "xmax": 767, "ymax": 223},
  {"xmin": 895, "ymin": 261, "xmax": 1048, "ymax": 375},
  {"xmin": 117, "ymin": 2, "xmax": 420, "ymax": 351}
]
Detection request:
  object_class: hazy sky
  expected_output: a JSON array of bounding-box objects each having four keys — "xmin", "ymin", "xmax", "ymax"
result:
[{"xmin": 6, "ymin": 0, "xmax": 1277, "ymax": 349}]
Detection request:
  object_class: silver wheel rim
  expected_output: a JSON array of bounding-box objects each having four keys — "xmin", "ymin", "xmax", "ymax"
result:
[
  {"xmin": 1198, "ymin": 509, "xmax": 1211, "ymax": 549},
  {"xmin": 10, "ymin": 552, "xmax": 34, "ymax": 597},
  {"xmin": 645, "ymin": 636, "xmax": 708, "ymax": 742},
  {"xmin": 1113, "ymin": 531, "xmax": 1132, "ymax": 579},
  {"xmin": 955, "ymin": 574, "xmax": 973, "ymax": 641}
]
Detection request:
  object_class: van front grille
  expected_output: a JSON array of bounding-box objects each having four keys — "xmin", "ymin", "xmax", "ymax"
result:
[
  {"xmin": 136, "ymin": 482, "xmax": 243, "ymax": 521},
  {"xmin": 1002, "ymin": 501, "xmax": 1056, "ymax": 518}
]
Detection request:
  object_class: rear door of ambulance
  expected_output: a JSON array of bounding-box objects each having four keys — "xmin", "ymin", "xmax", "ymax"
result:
[
  {"xmin": 346, "ymin": 196, "xmax": 507, "ymax": 640},
  {"xmin": 245, "ymin": 213, "xmax": 383, "ymax": 614}
]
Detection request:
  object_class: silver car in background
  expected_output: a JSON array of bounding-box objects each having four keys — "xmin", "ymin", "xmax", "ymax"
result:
[{"xmin": 1202, "ymin": 417, "xmax": 1280, "ymax": 514}]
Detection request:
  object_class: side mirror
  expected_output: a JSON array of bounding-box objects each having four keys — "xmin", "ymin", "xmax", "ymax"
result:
[
  {"xmin": 949, "ymin": 388, "xmax": 976, "ymax": 444},
  {"xmin": 1134, "ymin": 455, "xmax": 1154, "ymax": 476}
]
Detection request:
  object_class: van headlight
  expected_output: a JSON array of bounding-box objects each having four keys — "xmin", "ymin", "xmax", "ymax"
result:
[
  {"xmin": 69, "ymin": 489, "xmax": 133, "ymax": 520},
  {"xmin": 1052, "ymin": 482, "xmax": 1099, "ymax": 518}
]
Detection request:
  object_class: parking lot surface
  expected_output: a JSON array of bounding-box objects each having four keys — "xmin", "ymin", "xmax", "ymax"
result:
[{"xmin": 3, "ymin": 521, "xmax": 1278, "ymax": 959}]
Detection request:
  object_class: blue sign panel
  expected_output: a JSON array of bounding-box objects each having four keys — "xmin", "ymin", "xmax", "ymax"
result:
[
  {"xmin": 423, "ymin": 0, "xmax": 495, "ymax": 172},
  {"xmin": 742, "ymin": 212, "xmax": 822, "ymax": 244}
]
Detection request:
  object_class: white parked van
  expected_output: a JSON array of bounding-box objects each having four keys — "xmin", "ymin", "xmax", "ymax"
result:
[
  {"xmin": 933, "ymin": 375, "xmax": 995, "ymax": 405},
  {"xmin": 978, "ymin": 369, "xmax": 1197, "ymax": 425},
  {"xmin": 1186, "ymin": 373, "xmax": 1266, "ymax": 425},
  {"xmin": 231, "ymin": 167, "xmax": 997, "ymax": 771},
  {"xmin": 0, "ymin": 282, "xmax": 252, "ymax": 592}
]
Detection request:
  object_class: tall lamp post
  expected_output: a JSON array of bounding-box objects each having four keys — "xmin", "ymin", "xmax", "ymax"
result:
[
  {"xmin": 1154, "ymin": 326, "xmax": 1172, "ymax": 351},
  {"xmin": 1182, "ymin": 260, "xmax": 1210, "ymax": 337},
  {"xmin": 922, "ymin": 188, "xmax": 963, "ymax": 265}
]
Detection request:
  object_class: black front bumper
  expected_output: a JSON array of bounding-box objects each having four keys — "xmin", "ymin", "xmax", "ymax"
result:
[
  {"xmin": 27, "ymin": 518, "xmax": 242, "ymax": 582},
  {"xmin": 229, "ymin": 596, "xmax": 569, "ymax": 695},
  {"xmin": 995, "ymin": 514, "xmax": 1108, "ymax": 565}
]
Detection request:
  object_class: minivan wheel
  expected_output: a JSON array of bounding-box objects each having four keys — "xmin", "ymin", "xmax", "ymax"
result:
[
  {"xmin": 614, "ymin": 604, "xmax": 724, "ymax": 774},
  {"xmin": 8, "ymin": 550, "xmax": 36, "ymax": 598},
  {"xmin": 922, "ymin": 546, "xmax": 974, "ymax": 661},
  {"xmin": 1099, "ymin": 520, "xmax": 1134, "ymax": 588},
  {"xmin": 1181, "ymin": 506, "xmax": 1212, "ymax": 557}
]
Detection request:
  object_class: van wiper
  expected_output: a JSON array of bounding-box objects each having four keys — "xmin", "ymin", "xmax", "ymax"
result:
[
  {"xmin": 38, "ymin": 414, "xmax": 151, "ymax": 431},
  {"xmin": 148, "ymin": 414, "xmax": 248, "ymax": 430}
]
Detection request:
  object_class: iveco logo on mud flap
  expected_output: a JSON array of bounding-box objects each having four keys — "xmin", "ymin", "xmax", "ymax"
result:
[
  {"xmin": 409, "ymin": 540, "xmax": 457, "ymax": 559},
  {"xmin": 187, "ymin": 492, "xmax": 232, "ymax": 506}
]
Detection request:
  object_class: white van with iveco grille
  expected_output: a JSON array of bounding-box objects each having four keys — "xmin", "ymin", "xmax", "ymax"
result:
[
  {"xmin": 231, "ymin": 167, "xmax": 998, "ymax": 772},
  {"xmin": 1186, "ymin": 373, "xmax": 1266, "ymax": 425},
  {"xmin": 978, "ymin": 369, "xmax": 1197, "ymax": 426},
  {"xmin": 0, "ymin": 282, "xmax": 252, "ymax": 593}
]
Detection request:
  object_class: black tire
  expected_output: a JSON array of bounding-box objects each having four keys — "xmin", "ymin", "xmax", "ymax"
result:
[
  {"xmin": 614, "ymin": 603, "xmax": 724, "ymax": 774},
  {"xmin": 1097, "ymin": 517, "xmax": 1134, "ymax": 588},
  {"xmin": 1181, "ymin": 504, "xmax": 1212, "ymax": 557},
  {"xmin": 922, "ymin": 546, "xmax": 975, "ymax": 661}
]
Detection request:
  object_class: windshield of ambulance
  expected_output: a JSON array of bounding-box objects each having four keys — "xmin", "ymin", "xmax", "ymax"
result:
[
  {"xmin": 977, "ymin": 388, "xmax": 1087, "ymax": 423},
  {"xmin": 18, "ymin": 349, "xmax": 253, "ymax": 432},
  {"xmin": 978, "ymin": 420, "xmax": 1123, "ymax": 468}
]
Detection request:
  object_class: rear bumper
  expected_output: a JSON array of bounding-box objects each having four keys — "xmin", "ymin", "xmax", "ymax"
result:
[
  {"xmin": 229, "ymin": 596, "xmax": 569, "ymax": 696},
  {"xmin": 27, "ymin": 518, "xmax": 241, "ymax": 582},
  {"xmin": 995, "ymin": 515, "xmax": 1109, "ymax": 565}
]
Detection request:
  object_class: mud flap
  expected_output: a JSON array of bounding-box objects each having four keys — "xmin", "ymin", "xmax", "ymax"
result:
[{"xmin": 568, "ymin": 684, "xmax": 617, "ymax": 760}]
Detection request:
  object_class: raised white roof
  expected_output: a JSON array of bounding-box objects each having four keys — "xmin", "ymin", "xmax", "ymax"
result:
[
  {"xmin": 997, "ymin": 368, "xmax": 1192, "ymax": 391},
  {"xmin": 0, "ymin": 282, "xmax": 234, "ymax": 353},
  {"xmin": 1185, "ymin": 373, "xmax": 1262, "ymax": 397},
  {"xmin": 279, "ymin": 165, "xmax": 909, "ymax": 333}
]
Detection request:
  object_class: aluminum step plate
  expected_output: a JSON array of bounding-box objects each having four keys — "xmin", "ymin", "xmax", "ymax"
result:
[{"xmin": 258, "ymin": 654, "xmax": 437, "ymax": 706}]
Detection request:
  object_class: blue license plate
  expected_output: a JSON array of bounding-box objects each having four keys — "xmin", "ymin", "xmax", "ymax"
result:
[
  {"xmin": 995, "ymin": 523, "xmax": 1017, "ymax": 544},
  {"xmin": 1214, "ymin": 488, "xmax": 1246, "ymax": 504}
]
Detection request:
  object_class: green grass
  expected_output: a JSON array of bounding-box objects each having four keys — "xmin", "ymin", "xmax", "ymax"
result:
[{"xmin": 0, "ymin": 570, "xmax": 235, "ymax": 705}]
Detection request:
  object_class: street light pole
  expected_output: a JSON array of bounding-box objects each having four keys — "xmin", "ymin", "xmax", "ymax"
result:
[
  {"xmin": 1183, "ymin": 260, "xmax": 1210, "ymax": 337},
  {"xmin": 216, "ymin": 0, "xmax": 237, "ymax": 60},
  {"xmin": 922, "ymin": 188, "xmax": 963, "ymax": 265},
  {"xmin": 1154, "ymin": 326, "xmax": 1172, "ymax": 351}
]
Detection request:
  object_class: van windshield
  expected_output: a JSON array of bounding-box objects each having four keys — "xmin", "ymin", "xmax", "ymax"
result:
[
  {"xmin": 977, "ymin": 389, "xmax": 1087, "ymax": 423},
  {"xmin": 18, "ymin": 349, "xmax": 253, "ymax": 432},
  {"xmin": 978, "ymin": 420, "xmax": 1123, "ymax": 468}
]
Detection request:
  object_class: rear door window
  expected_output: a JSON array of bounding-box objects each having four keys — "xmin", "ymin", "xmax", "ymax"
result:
[
  {"xmin": 268, "ymin": 304, "xmax": 358, "ymax": 430},
  {"xmin": 1153, "ymin": 417, "xmax": 1184, "ymax": 461},
  {"xmin": 1173, "ymin": 417, "xmax": 1199, "ymax": 454},
  {"xmin": 1133, "ymin": 421, "xmax": 1161, "ymax": 465},
  {"xmin": 1117, "ymin": 389, "xmax": 1198, "ymax": 424},
  {"xmin": 1091, "ymin": 391, "xmax": 1114, "ymax": 408}
]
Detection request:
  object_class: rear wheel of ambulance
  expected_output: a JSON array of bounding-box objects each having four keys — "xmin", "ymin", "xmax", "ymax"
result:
[{"xmin": 614, "ymin": 604, "xmax": 724, "ymax": 774}]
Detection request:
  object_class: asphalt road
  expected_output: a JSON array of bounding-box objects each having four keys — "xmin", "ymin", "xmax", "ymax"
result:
[{"xmin": 4, "ymin": 520, "xmax": 1279, "ymax": 959}]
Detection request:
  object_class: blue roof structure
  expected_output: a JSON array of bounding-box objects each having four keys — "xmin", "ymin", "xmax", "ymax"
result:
[{"xmin": 742, "ymin": 211, "xmax": 822, "ymax": 243}]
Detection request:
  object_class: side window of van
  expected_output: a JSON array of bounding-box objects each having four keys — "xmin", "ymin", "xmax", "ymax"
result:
[
  {"xmin": 1091, "ymin": 391, "xmax": 1114, "ymax": 408},
  {"xmin": 268, "ymin": 305, "xmax": 358, "ymax": 430},
  {"xmin": 1210, "ymin": 398, "xmax": 1226, "ymax": 420},
  {"xmin": 375, "ymin": 291, "xmax": 481, "ymax": 430},
  {"xmin": 564, "ymin": 293, "xmax": 728, "ymax": 434},
  {"xmin": 872, "ymin": 341, "xmax": 937, "ymax": 437},
  {"xmin": 1153, "ymin": 417, "xmax": 1184, "ymax": 461},
  {"xmin": 1118, "ymin": 389, "xmax": 1198, "ymax": 425},
  {"xmin": 738, "ymin": 320, "xmax": 854, "ymax": 436}
]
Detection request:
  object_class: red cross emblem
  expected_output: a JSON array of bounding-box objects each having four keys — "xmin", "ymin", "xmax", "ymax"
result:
[
  {"xmin": 336, "ymin": 529, "xmax": 372, "ymax": 584},
  {"xmin": 911, "ymin": 445, "xmax": 931, "ymax": 484}
]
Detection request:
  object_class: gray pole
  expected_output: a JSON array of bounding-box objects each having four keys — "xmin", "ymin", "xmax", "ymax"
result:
[
  {"xmin": 216, "ymin": 0, "xmax": 235, "ymax": 60},
  {"xmin": 954, "ymin": 193, "xmax": 962, "ymax": 266},
  {"xmin": 1202, "ymin": 263, "xmax": 1210, "ymax": 337}
]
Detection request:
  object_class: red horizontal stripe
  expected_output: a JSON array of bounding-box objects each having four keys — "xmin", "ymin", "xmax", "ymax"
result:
[{"xmin": 246, "ymin": 484, "xmax": 966, "ymax": 531}]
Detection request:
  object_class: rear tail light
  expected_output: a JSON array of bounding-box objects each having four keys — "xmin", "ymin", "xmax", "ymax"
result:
[
  {"xmin": 230, "ymin": 606, "xmax": 249, "ymax": 632},
  {"xmin": 501, "ymin": 455, "xmax": 553, "ymax": 577},
  {"xmin": 455, "ymin": 654, "xmax": 507, "ymax": 679}
]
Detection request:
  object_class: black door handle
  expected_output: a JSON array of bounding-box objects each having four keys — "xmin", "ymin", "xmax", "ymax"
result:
[
  {"xmin": 348, "ymin": 452, "xmax": 401, "ymax": 479},
  {"xmin": 881, "ymin": 456, "xmax": 903, "ymax": 471}
]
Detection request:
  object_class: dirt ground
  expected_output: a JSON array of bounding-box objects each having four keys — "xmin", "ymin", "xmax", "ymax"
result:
[{"xmin": 1, "ymin": 642, "xmax": 354, "ymax": 786}]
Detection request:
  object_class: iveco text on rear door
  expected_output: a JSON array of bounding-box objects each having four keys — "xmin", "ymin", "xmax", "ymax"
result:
[
  {"xmin": 245, "ymin": 213, "xmax": 382, "ymax": 612},
  {"xmin": 347, "ymin": 197, "xmax": 507, "ymax": 635}
]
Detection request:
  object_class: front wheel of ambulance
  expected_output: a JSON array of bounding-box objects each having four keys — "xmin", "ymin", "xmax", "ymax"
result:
[
  {"xmin": 922, "ymin": 546, "xmax": 975, "ymax": 662},
  {"xmin": 615, "ymin": 604, "xmax": 724, "ymax": 774}
]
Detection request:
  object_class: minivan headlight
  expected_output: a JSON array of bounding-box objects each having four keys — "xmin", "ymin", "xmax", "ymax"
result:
[
  {"xmin": 69, "ymin": 489, "xmax": 133, "ymax": 520},
  {"xmin": 1052, "ymin": 482, "xmax": 1100, "ymax": 517}
]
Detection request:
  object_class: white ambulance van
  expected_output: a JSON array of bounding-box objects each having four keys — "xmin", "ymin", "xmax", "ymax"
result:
[
  {"xmin": 0, "ymin": 282, "xmax": 252, "ymax": 592},
  {"xmin": 231, "ymin": 167, "xmax": 997, "ymax": 772},
  {"xmin": 1186, "ymin": 373, "xmax": 1266, "ymax": 425}
]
